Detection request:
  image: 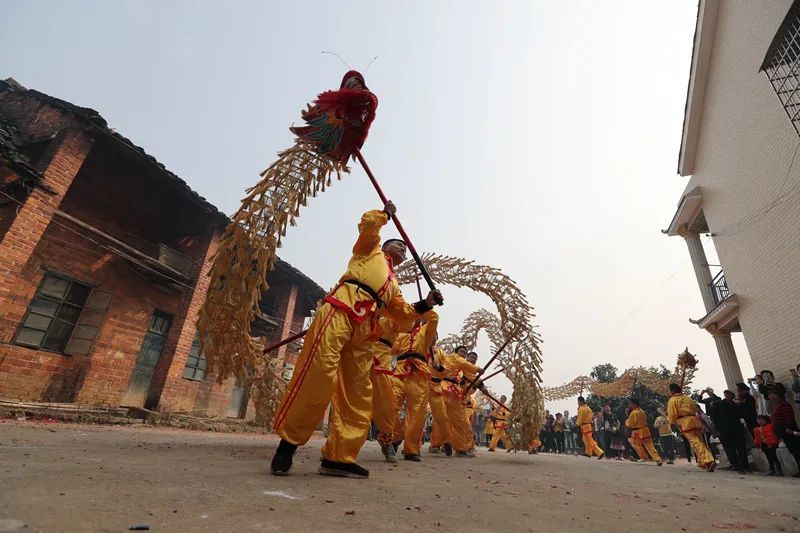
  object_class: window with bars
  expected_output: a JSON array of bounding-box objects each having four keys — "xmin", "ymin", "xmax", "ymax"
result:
[
  {"xmin": 14, "ymin": 272, "xmax": 112, "ymax": 355},
  {"xmin": 182, "ymin": 333, "xmax": 207, "ymax": 381},
  {"xmin": 762, "ymin": 1, "xmax": 800, "ymax": 136}
]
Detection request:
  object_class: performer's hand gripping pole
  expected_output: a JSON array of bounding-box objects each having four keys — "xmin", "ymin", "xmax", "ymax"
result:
[
  {"xmin": 463, "ymin": 326, "xmax": 521, "ymax": 395},
  {"xmin": 354, "ymin": 147, "xmax": 439, "ymax": 299}
]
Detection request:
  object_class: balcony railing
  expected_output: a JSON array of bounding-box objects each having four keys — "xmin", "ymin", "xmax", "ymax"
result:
[{"xmin": 709, "ymin": 270, "xmax": 730, "ymax": 306}]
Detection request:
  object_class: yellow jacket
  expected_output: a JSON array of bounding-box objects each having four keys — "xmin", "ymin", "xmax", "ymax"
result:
[
  {"xmin": 667, "ymin": 393, "xmax": 702, "ymax": 432},
  {"xmin": 484, "ymin": 418, "xmax": 494, "ymax": 434},
  {"xmin": 429, "ymin": 347, "xmax": 448, "ymax": 394},
  {"xmin": 491, "ymin": 405, "xmax": 510, "ymax": 429},
  {"xmin": 392, "ymin": 312, "xmax": 439, "ymax": 378},
  {"xmin": 373, "ymin": 316, "xmax": 399, "ymax": 373},
  {"xmin": 576, "ymin": 404, "xmax": 593, "ymax": 433},
  {"xmin": 625, "ymin": 407, "xmax": 652, "ymax": 438},
  {"xmin": 325, "ymin": 210, "xmax": 426, "ymax": 332}
]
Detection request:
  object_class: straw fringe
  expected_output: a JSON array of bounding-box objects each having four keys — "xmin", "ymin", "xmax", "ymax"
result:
[{"xmin": 196, "ymin": 141, "xmax": 346, "ymax": 424}]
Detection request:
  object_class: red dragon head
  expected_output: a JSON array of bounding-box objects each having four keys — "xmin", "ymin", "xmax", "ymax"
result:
[{"xmin": 340, "ymin": 70, "xmax": 368, "ymax": 90}]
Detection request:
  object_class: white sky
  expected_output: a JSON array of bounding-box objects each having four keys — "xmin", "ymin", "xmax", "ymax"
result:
[{"xmin": 0, "ymin": 0, "xmax": 755, "ymax": 413}]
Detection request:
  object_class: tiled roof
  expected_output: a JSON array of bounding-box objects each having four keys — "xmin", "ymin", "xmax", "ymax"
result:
[
  {"xmin": 0, "ymin": 78, "xmax": 228, "ymax": 225},
  {"xmin": 0, "ymin": 116, "xmax": 43, "ymax": 182}
]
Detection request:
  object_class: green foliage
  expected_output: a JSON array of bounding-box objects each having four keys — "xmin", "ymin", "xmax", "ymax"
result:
[{"xmin": 590, "ymin": 363, "xmax": 618, "ymax": 383}]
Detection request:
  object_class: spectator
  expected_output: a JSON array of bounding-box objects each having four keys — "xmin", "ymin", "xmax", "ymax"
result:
[
  {"xmin": 748, "ymin": 375, "xmax": 768, "ymax": 415},
  {"xmin": 734, "ymin": 382, "xmax": 758, "ymax": 433},
  {"xmin": 698, "ymin": 387, "xmax": 722, "ymax": 417},
  {"xmin": 600, "ymin": 404, "xmax": 622, "ymax": 460},
  {"xmin": 754, "ymin": 415, "xmax": 783, "ymax": 476},
  {"xmin": 712, "ymin": 390, "xmax": 748, "ymax": 473},
  {"xmin": 544, "ymin": 413, "xmax": 556, "ymax": 452},
  {"xmin": 769, "ymin": 386, "xmax": 800, "ymax": 478},
  {"xmin": 680, "ymin": 435, "xmax": 694, "ymax": 465},
  {"xmin": 553, "ymin": 413, "xmax": 566, "ymax": 453},
  {"xmin": 758, "ymin": 370, "xmax": 784, "ymax": 415},
  {"xmin": 593, "ymin": 409, "xmax": 604, "ymax": 455},
  {"xmin": 791, "ymin": 365, "xmax": 800, "ymax": 410},
  {"xmin": 654, "ymin": 407, "xmax": 675, "ymax": 464},
  {"xmin": 563, "ymin": 410, "xmax": 577, "ymax": 454}
]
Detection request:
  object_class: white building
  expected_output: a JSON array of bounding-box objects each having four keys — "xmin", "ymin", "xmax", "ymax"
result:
[{"xmin": 666, "ymin": 0, "xmax": 800, "ymax": 390}]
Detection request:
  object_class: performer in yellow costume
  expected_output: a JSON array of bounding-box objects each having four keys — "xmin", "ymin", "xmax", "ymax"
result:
[
  {"xmin": 624, "ymin": 398, "xmax": 662, "ymax": 465},
  {"xmin": 270, "ymin": 203, "xmax": 443, "ymax": 478},
  {"xmin": 428, "ymin": 346, "xmax": 453, "ymax": 455},
  {"xmin": 443, "ymin": 346, "xmax": 484, "ymax": 457},
  {"xmin": 392, "ymin": 314, "xmax": 439, "ymax": 461},
  {"xmin": 488, "ymin": 395, "xmax": 514, "ymax": 452},
  {"xmin": 371, "ymin": 316, "xmax": 402, "ymax": 463},
  {"xmin": 577, "ymin": 396, "xmax": 604, "ymax": 458},
  {"xmin": 667, "ymin": 383, "xmax": 716, "ymax": 472}
]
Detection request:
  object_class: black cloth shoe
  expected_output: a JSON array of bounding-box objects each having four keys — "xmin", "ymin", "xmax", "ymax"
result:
[
  {"xmin": 318, "ymin": 459, "xmax": 369, "ymax": 479},
  {"xmin": 404, "ymin": 454, "xmax": 421, "ymax": 462},
  {"xmin": 443, "ymin": 443, "xmax": 453, "ymax": 457},
  {"xmin": 270, "ymin": 439, "xmax": 297, "ymax": 476}
]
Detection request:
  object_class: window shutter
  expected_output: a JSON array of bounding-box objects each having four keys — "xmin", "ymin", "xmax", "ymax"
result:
[{"xmin": 64, "ymin": 289, "xmax": 112, "ymax": 356}]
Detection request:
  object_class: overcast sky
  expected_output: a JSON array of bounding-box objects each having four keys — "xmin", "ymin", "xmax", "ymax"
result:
[{"xmin": 1, "ymin": 0, "xmax": 755, "ymax": 412}]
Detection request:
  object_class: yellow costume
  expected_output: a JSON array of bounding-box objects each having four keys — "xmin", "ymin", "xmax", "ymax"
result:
[
  {"xmin": 428, "ymin": 347, "xmax": 452, "ymax": 450},
  {"xmin": 371, "ymin": 317, "xmax": 401, "ymax": 445},
  {"xmin": 577, "ymin": 404, "xmax": 604, "ymax": 457},
  {"xmin": 392, "ymin": 313, "xmax": 439, "ymax": 457},
  {"xmin": 273, "ymin": 210, "xmax": 428, "ymax": 464},
  {"xmin": 488, "ymin": 404, "xmax": 513, "ymax": 451},
  {"xmin": 625, "ymin": 407, "xmax": 661, "ymax": 463},
  {"xmin": 442, "ymin": 353, "xmax": 480, "ymax": 453},
  {"xmin": 667, "ymin": 392, "xmax": 715, "ymax": 470},
  {"xmin": 484, "ymin": 418, "xmax": 494, "ymax": 436}
]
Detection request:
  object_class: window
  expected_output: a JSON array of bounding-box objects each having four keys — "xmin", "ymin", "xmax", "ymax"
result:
[
  {"xmin": 281, "ymin": 362, "xmax": 294, "ymax": 381},
  {"xmin": 14, "ymin": 272, "xmax": 111, "ymax": 355},
  {"xmin": 762, "ymin": 1, "xmax": 800, "ymax": 135},
  {"xmin": 182, "ymin": 333, "xmax": 207, "ymax": 381}
]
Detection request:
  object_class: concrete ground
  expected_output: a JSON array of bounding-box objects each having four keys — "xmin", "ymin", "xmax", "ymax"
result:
[{"xmin": 1, "ymin": 421, "xmax": 798, "ymax": 533}]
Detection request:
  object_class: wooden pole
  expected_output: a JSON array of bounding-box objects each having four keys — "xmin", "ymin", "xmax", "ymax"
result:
[
  {"xmin": 354, "ymin": 148, "xmax": 438, "ymax": 296},
  {"xmin": 261, "ymin": 329, "xmax": 308, "ymax": 354},
  {"xmin": 463, "ymin": 327, "xmax": 521, "ymax": 395}
]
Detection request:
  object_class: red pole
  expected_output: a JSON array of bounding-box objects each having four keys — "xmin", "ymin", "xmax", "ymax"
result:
[
  {"xmin": 262, "ymin": 329, "xmax": 308, "ymax": 354},
  {"xmin": 354, "ymin": 148, "xmax": 438, "ymax": 295}
]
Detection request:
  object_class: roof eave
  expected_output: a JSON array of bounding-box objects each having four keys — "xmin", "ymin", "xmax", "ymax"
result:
[{"xmin": 678, "ymin": 0, "xmax": 720, "ymax": 177}]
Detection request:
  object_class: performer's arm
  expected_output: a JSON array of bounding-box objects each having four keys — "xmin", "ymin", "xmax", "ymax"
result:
[
  {"xmin": 352, "ymin": 209, "xmax": 388, "ymax": 256},
  {"xmin": 420, "ymin": 311, "xmax": 439, "ymax": 352}
]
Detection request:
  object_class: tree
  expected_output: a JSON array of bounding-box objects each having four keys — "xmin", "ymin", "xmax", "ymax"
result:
[{"xmin": 590, "ymin": 363, "xmax": 618, "ymax": 383}]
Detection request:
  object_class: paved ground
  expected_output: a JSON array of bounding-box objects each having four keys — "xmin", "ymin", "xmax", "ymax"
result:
[{"xmin": 1, "ymin": 421, "xmax": 798, "ymax": 533}]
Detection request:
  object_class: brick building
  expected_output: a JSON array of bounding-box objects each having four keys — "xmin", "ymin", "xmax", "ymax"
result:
[
  {"xmin": 666, "ymin": 0, "xmax": 800, "ymax": 389},
  {"xmin": 0, "ymin": 79, "xmax": 323, "ymax": 417}
]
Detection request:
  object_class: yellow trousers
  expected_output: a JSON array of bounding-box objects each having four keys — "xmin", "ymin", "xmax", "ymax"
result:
[
  {"xmin": 430, "ymin": 419, "xmax": 443, "ymax": 448},
  {"xmin": 273, "ymin": 303, "xmax": 373, "ymax": 464},
  {"xmin": 629, "ymin": 431, "xmax": 661, "ymax": 462},
  {"xmin": 370, "ymin": 370, "xmax": 399, "ymax": 445},
  {"xmin": 394, "ymin": 372, "xmax": 430, "ymax": 456},
  {"xmin": 489, "ymin": 427, "xmax": 513, "ymax": 451},
  {"xmin": 428, "ymin": 390, "xmax": 451, "ymax": 447},
  {"xmin": 683, "ymin": 429, "xmax": 715, "ymax": 468},
  {"xmin": 443, "ymin": 392, "xmax": 475, "ymax": 452},
  {"xmin": 581, "ymin": 428, "xmax": 604, "ymax": 457}
]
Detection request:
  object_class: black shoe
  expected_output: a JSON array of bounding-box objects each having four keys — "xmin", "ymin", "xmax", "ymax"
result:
[
  {"xmin": 270, "ymin": 439, "xmax": 297, "ymax": 476},
  {"xmin": 318, "ymin": 459, "xmax": 369, "ymax": 479},
  {"xmin": 443, "ymin": 443, "xmax": 453, "ymax": 457},
  {"xmin": 404, "ymin": 454, "xmax": 421, "ymax": 462}
]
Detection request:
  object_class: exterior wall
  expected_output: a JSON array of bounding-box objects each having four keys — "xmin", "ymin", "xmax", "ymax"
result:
[{"xmin": 683, "ymin": 0, "xmax": 800, "ymax": 385}]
